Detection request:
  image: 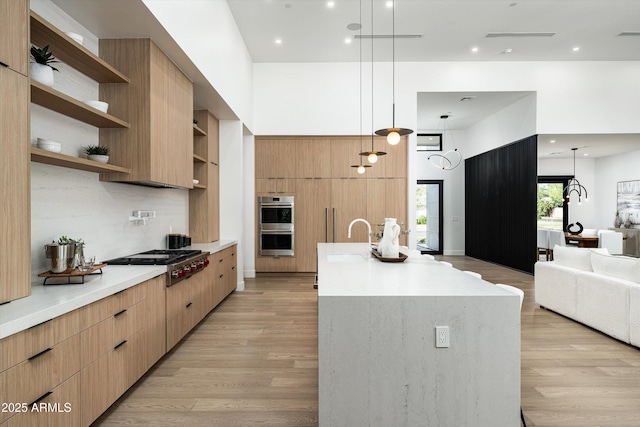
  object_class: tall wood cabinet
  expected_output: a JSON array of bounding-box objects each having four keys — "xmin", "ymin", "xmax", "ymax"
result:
[
  {"xmin": 255, "ymin": 136, "xmax": 408, "ymax": 273},
  {"xmin": 98, "ymin": 39, "xmax": 193, "ymax": 188},
  {"xmin": 190, "ymin": 110, "xmax": 220, "ymax": 242},
  {"xmin": 0, "ymin": 0, "xmax": 30, "ymax": 304}
]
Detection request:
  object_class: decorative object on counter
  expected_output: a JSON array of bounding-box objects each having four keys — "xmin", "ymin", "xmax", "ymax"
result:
[
  {"xmin": 625, "ymin": 214, "xmax": 634, "ymax": 229},
  {"xmin": 377, "ymin": 218, "xmax": 401, "ymax": 258},
  {"xmin": 64, "ymin": 31, "xmax": 84, "ymax": 45},
  {"xmin": 30, "ymin": 44, "xmax": 59, "ymax": 87},
  {"xmin": 36, "ymin": 137, "xmax": 62, "ymax": 153},
  {"xmin": 372, "ymin": 219, "xmax": 410, "ymax": 241},
  {"xmin": 38, "ymin": 263, "xmax": 105, "ymax": 285},
  {"xmin": 615, "ymin": 211, "xmax": 623, "ymax": 228},
  {"xmin": 566, "ymin": 222, "xmax": 584, "ymax": 235},
  {"xmin": 44, "ymin": 242, "xmax": 76, "ymax": 273},
  {"xmin": 78, "ymin": 255, "xmax": 96, "ymax": 272},
  {"xmin": 83, "ymin": 100, "xmax": 109, "ymax": 113},
  {"xmin": 371, "ymin": 247, "xmax": 408, "ymax": 263},
  {"xmin": 428, "ymin": 115, "xmax": 462, "ymax": 170},
  {"xmin": 84, "ymin": 144, "xmax": 110, "ymax": 163}
]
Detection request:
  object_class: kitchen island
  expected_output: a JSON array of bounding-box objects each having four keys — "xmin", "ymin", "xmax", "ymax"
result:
[{"xmin": 317, "ymin": 243, "xmax": 520, "ymax": 427}]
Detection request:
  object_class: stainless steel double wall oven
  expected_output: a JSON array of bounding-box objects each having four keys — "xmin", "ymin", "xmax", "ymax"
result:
[{"xmin": 258, "ymin": 196, "xmax": 294, "ymax": 256}]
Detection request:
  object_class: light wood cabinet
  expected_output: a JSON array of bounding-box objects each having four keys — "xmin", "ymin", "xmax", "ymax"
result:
[
  {"xmin": 255, "ymin": 136, "xmax": 407, "ymax": 272},
  {"xmin": 0, "ymin": 0, "xmax": 28, "ymax": 76},
  {"xmin": 0, "ymin": 51, "xmax": 30, "ymax": 305},
  {"xmin": 255, "ymin": 139, "xmax": 297, "ymax": 178},
  {"xmin": 190, "ymin": 110, "xmax": 220, "ymax": 242},
  {"xmin": 296, "ymin": 179, "xmax": 332, "ymax": 272},
  {"xmin": 145, "ymin": 276, "xmax": 166, "ymax": 367},
  {"xmin": 99, "ymin": 39, "xmax": 193, "ymax": 188}
]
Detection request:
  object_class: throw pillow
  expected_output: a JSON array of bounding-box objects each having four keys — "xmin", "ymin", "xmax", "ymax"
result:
[
  {"xmin": 552, "ymin": 245, "xmax": 597, "ymax": 271},
  {"xmin": 591, "ymin": 251, "xmax": 640, "ymax": 284}
]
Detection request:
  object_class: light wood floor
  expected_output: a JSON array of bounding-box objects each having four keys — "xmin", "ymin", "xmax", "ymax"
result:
[{"xmin": 93, "ymin": 257, "xmax": 640, "ymax": 427}]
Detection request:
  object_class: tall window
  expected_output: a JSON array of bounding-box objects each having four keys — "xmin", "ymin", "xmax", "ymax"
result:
[
  {"xmin": 416, "ymin": 180, "xmax": 443, "ymax": 254},
  {"xmin": 537, "ymin": 176, "xmax": 570, "ymax": 231}
]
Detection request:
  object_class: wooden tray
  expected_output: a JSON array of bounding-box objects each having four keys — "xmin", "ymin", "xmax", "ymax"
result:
[
  {"xmin": 38, "ymin": 263, "xmax": 106, "ymax": 285},
  {"xmin": 371, "ymin": 249, "xmax": 408, "ymax": 263}
]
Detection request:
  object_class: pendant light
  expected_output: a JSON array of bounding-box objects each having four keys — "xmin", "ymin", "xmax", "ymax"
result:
[
  {"xmin": 427, "ymin": 115, "xmax": 462, "ymax": 170},
  {"xmin": 360, "ymin": 0, "xmax": 386, "ymax": 164},
  {"xmin": 351, "ymin": 0, "xmax": 371, "ymax": 175},
  {"xmin": 374, "ymin": 0, "xmax": 413, "ymax": 145},
  {"xmin": 564, "ymin": 147, "xmax": 589, "ymax": 205}
]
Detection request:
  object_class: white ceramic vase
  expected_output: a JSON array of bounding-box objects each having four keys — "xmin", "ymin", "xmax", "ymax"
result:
[
  {"xmin": 88, "ymin": 154, "xmax": 109, "ymax": 164},
  {"xmin": 378, "ymin": 218, "xmax": 400, "ymax": 258},
  {"xmin": 30, "ymin": 63, "xmax": 55, "ymax": 87}
]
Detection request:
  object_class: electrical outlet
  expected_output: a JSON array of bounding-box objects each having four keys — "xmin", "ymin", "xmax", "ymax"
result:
[{"xmin": 435, "ymin": 326, "xmax": 449, "ymax": 348}]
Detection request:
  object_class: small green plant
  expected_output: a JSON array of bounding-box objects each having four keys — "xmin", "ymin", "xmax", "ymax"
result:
[
  {"xmin": 84, "ymin": 145, "xmax": 109, "ymax": 156},
  {"xmin": 55, "ymin": 236, "xmax": 85, "ymax": 254},
  {"xmin": 416, "ymin": 215, "xmax": 427, "ymax": 225},
  {"xmin": 30, "ymin": 45, "xmax": 60, "ymax": 71}
]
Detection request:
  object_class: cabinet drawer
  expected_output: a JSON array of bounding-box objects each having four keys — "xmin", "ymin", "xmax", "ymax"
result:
[
  {"xmin": 80, "ymin": 352, "xmax": 110, "ymax": 426},
  {"xmin": 113, "ymin": 298, "xmax": 145, "ymax": 344},
  {"xmin": 166, "ymin": 281, "xmax": 192, "ymax": 319},
  {"xmin": 0, "ymin": 310, "xmax": 80, "ymax": 373},
  {"xmin": 1, "ymin": 373, "xmax": 81, "ymax": 427},
  {"xmin": 0, "ymin": 334, "xmax": 80, "ymax": 424},
  {"xmin": 79, "ymin": 285, "xmax": 140, "ymax": 327},
  {"xmin": 111, "ymin": 328, "xmax": 146, "ymax": 399}
]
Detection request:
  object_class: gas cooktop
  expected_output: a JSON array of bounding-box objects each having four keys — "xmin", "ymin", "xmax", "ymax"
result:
[{"xmin": 104, "ymin": 249, "xmax": 202, "ymax": 265}]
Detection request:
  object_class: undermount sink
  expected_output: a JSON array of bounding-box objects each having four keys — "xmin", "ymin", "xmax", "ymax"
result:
[{"xmin": 326, "ymin": 253, "xmax": 367, "ymax": 263}]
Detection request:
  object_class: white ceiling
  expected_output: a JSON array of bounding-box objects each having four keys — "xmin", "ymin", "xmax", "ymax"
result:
[
  {"xmin": 227, "ymin": 0, "xmax": 640, "ymax": 63},
  {"xmin": 52, "ymin": 0, "xmax": 640, "ymax": 158}
]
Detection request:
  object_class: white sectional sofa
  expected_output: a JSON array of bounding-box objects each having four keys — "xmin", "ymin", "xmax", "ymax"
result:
[{"xmin": 535, "ymin": 245, "xmax": 640, "ymax": 346}]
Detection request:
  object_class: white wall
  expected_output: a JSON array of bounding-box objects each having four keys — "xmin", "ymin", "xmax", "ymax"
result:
[
  {"xmin": 594, "ymin": 149, "xmax": 640, "ymax": 230},
  {"xmin": 30, "ymin": 0, "xmax": 188, "ymax": 282}
]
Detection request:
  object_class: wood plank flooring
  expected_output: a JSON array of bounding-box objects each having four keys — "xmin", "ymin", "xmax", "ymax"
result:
[{"xmin": 92, "ymin": 258, "xmax": 640, "ymax": 427}]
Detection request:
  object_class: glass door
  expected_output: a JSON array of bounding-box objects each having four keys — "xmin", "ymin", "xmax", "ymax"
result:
[
  {"xmin": 537, "ymin": 176, "xmax": 570, "ymax": 231},
  {"xmin": 416, "ymin": 180, "xmax": 443, "ymax": 254}
]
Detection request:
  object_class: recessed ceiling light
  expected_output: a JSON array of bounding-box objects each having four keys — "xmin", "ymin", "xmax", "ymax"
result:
[
  {"xmin": 550, "ymin": 140, "xmax": 556, "ymax": 143},
  {"xmin": 386, "ymin": 1, "xmax": 393, "ymax": 8},
  {"xmin": 471, "ymin": 47, "xmax": 479, "ymax": 53},
  {"xmin": 583, "ymin": 153, "xmax": 589, "ymax": 156},
  {"xmin": 501, "ymin": 48, "xmax": 513, "ymax": 54},
  {"xmin": 275, "ymin": 38, "xmax": 282, "ymax": 45},
  {"xmin": 345, "ymin": 37, "xmax": 352, "ymax": 44},
  {"xmin": 327, "ymin": 1, "xmax": 335, "ymax": 8},
  {"xmin": 573, "ymin": 46, "xmax": 580, "ymax": 52}
]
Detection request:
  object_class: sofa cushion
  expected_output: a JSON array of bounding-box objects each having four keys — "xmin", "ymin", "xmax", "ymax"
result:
[
  {"xmin": 534, "ymin": 262, "xmax": 580, "ymax": 318},
  {"xmin": 552, "ymin": 245, "xmax": 608, "ymax": 271},
  {"xmin": 590, "ymin": 251, "xmax": 640, "ymax": 284}
]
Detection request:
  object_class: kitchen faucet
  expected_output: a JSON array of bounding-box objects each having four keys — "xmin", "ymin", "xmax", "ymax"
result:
[{"xmin": 348, "ymin": 218, "xmax": 372, "ymax": 247}]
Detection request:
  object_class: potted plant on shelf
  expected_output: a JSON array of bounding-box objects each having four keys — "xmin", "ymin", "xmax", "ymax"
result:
[
  {"xmin": 30, "ymin": 45, "xmax": 60, "ymax": 87},
  {"xmin": 84, "ymin": 145, "xmax": 110, "ymax": 163}
]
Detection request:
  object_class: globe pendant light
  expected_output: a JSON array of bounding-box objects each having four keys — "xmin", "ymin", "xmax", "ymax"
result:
[
  {"xmin": 427, "ymin": 114, "xmax": 462, "ymax": 170},
  {"xmin": 563, "ymin": 147, "xmax": 589, "ymax": 205},
  {"xmin": 374, "ymin": 0, "xmax": 413, "ymax": 145},
  {"xmin": 360, "ymin": 0, "xmax": 386, "ymax": 164},
  {"xmin": 350, "ymin": 0, "xmax": 372, "ymax": 175}
]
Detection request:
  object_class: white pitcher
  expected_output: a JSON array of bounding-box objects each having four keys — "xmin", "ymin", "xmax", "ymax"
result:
[{"xmin": 378, "ymin": 218, "xmax": 400, "ymax": 258}]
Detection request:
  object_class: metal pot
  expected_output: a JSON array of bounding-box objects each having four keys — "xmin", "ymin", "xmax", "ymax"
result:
[{"xmin": 45, "ymin": 243, "xmax": 77, "ymax": 273}]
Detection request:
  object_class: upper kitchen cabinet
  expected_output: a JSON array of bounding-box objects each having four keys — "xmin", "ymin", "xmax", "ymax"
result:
[
  {"xmin": 0, "ymin": 0, "xmax": 28, "ymax": 76},
  {"xmin": 0, "ymin": 0, "xmax": 30, "ymax": 304},
  {"xmin": 295, "ymin": 139, "xmax": 331, "ymax": 178},
  {"xmin": 190, "ymin": 110, "xmax": 220, "ymax": 243},
  {"xmin": 255, "ymin": 138, "xmax": 297, "ymax": 179},
  {"xmin": 98, "ymin": 39, "xmax": 193, "ymax": 188}
]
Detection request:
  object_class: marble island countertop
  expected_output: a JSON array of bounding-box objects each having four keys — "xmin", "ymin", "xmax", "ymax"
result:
[
  {"xmin": 317, "ymin": 242, "xmax": 514, "ymax": 298},
  {"xmin": 0, "ymin": 240, "xmax": 237, "ymax": 339}
]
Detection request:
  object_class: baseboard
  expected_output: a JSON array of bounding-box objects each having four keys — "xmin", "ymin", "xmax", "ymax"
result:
[
  {"xmin": 235, "ymin": 280, "xmax": 245, "ymax": 291},
  {"xmin": 244, "ymin": 269, "xmax": 256, "ymax": 278},
  {"xmin": 444, "ymin": 250, "xmax": 465, "ymax": 256}
]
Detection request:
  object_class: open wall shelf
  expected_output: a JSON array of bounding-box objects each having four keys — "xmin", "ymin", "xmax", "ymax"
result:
[{"xmin": 31, "ymin": 147, "xmax": 130, "ymax": 174}]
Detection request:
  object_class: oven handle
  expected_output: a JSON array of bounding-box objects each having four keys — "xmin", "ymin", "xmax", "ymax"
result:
[
  {"xmin": 259, "ymin": 203, "xmax": 294, "ymax": 208},
  {"xmin": 260, "ymin": 229, "xmax": 294, "ymax": 235}
]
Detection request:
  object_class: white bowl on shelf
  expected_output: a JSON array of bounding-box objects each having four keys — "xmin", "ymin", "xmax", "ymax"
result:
[
  {"xmin": 65, "ymin": 32, "xmax": 84, "ymax": 45},
  {"xmin": 84, "ymin": 100, "xmax": 109, "ymax": 113},
  {"xmin": 36, "ymin": 138, "xmax": 62, "ymax": 153}
]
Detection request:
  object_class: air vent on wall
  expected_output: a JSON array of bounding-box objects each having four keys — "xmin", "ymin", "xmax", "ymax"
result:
[
  {"xmin": 618, "ymin": 31, "xmax": 640, "ymax": 36},
  {"xmin": 355, "ymin": 34, "xmax": 423, "ymax": 39},
  {"xmin": 486, "ymin": 32, "xmax": 556, "ymax": 38}
]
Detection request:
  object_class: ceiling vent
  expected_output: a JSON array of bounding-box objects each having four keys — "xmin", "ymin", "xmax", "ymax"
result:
[
  {"xmin": 485, "ymin": 32, "xmax": 556, "ymax": 38},
  {"xmin": 460, "ymin": 96, "xmax": 477, "ymax": 102},
  {"xmin": 355, "ymin": 34, "xmax": 423, "ymax": 39},
  {"xmin": 618, "ymin": 31, "xmax": 640, "ymax": 36}
]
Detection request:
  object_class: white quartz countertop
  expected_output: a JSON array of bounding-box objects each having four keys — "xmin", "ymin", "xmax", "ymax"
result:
[
  {"xmin": 317, "ymin": 243, "xmax": 514, "ymax": 297},
  {"xmin": 0, "ymin": 239, "xmax": 237, "ymax": 340}
]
